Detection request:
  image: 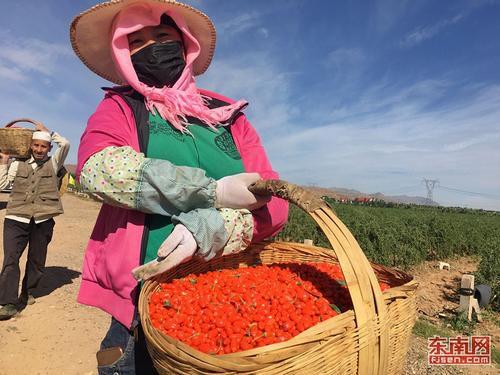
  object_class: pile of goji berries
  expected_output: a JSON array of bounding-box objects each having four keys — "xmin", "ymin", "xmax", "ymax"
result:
[{"xmin": 148, "ymin": 262, "xmax": 390, "ymax": 355}]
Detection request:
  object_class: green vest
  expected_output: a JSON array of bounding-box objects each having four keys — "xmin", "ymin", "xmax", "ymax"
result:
[{"xmin": 144, "ymin": 112, "xmax": 245, "ymax": 263}]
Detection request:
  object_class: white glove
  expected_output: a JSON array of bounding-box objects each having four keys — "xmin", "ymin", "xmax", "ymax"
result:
[
  {"xmin": 215, "ymin": 173, "xmax": 271, "ymax": 210},
  {"xmin": 131, "ymin": 224, "xmax": 197, "ymax": 281},
  {"xmin": 157, "ymin": 224, "xmax": 197, "ymax": 259}
]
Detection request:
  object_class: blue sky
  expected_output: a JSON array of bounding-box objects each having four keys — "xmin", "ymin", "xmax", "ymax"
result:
[{"xmin": 1, "ymin": 0, "xmax": 500, "ymax": 210}]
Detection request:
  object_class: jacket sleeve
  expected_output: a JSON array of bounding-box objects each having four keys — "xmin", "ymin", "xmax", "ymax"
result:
[
  {"xmin": 0, "ymin": 161, "xmax": 18, "ymax": 190},
  {"xmin": 76, "ymin": 95, "xmax": 217, "ymax": 215},
  {"xmin": 232, "ymin": 114, "xmax": 289, "ymax": 242},
  {"xmin": 50, "ymin": 132, "xmax": 70, "ymax": 173},
  {"xmin": 0, "ymin": 164, "xmax": 8, "ymax": 190}
]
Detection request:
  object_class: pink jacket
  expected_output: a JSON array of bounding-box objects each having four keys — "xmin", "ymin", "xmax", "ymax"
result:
[{"xmin": 76, "ymin": 89, "xmax": 288, "ymax": 328}]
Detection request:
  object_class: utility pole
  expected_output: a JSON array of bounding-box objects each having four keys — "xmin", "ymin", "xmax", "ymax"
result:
[{"xmin": 422, "ymin": 178, "xmax": 439, "ymax": 204}]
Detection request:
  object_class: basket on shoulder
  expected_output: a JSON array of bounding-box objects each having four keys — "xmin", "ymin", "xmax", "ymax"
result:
[
  {"xmin": 138, "ymin": 179, "xmax": 418, "ymax": 375},
  {"xmin": 0, "ymin": 118, "xmax": 42, "ymax": 159}
]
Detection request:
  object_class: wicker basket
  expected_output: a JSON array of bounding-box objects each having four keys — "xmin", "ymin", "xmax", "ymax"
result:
[
  {"xmin": 0, "ymin": 118, "xmax": 42, "ymax": 158},
  {"xmin": 139, "ymin": 180, "xmax": 418, "ymax": 375}
]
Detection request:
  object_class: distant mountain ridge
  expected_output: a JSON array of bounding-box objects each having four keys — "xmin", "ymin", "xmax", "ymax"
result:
[{"xmin": 306, "ymin": 186, "xmax": 437, "ymax": 206}]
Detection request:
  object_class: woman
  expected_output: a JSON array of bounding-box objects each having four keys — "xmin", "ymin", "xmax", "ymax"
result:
[{"xmin": 71, "ymin": 0, "xmax": 288, "ymax": 373}]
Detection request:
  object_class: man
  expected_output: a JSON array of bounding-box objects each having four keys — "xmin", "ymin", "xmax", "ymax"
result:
[{"xmin": 0, "ymin": 124, "xmax": 70, "ymax": 320}]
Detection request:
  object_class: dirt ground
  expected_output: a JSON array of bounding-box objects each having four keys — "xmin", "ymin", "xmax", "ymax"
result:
[
  {"xmin": 404, "ymin": 258, "xmax": 499, "ymax": 375},
  {"xmin": 0, "ymin": 192, "xmax": 498, "ymax": 374},
  {"xmin": 0, "ymin": 193, "xmax": 107, "ymax": 375}
]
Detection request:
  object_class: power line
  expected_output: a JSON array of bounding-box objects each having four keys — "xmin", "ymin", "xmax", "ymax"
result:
[
  {"xmin": 438, "ymin": 185, "xmax": 500, "ymax": 200},
  {"xmin": 381, "ymin": 180, "xmax": 500, "ymax": 202}
]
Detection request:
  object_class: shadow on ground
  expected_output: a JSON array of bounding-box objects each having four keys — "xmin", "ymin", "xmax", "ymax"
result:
[
  {"xmin": 31, "ymin": 266, "xmax": 81, "ymax": 299},
  {"xmin": 16, "ymin": 266, "xmax": 81, "ymax": 311},
  {"xmin": 0, "ymin": 201, "xmax": 7, "ymax": 210},
  {"xmin": 443, "ymin": 276, "xmax": 462, "ymax": 304}
]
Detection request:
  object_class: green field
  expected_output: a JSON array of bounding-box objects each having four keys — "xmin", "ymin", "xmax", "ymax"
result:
[{"xmin": 275, "ymin": 200, "xmax": 500, "ymax": 311}]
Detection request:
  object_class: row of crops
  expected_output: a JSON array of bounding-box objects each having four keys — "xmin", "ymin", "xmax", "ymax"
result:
[{"xmin": 274, "ymin": 199, "xmax": 500, "ymax": 311}]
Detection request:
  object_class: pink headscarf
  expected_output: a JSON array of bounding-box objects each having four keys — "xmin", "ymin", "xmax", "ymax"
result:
[{"xmin": 111, "ymin": 3, "xmax": 247, "ymax": 131}]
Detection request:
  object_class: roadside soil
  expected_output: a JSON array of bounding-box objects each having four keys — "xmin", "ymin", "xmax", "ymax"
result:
[
  {"xmin": 0, "ymin": 192, "xmax": 497, "ymax": 374},
  {"xmin": 404, "ymin": 258, "xmax": 499, "ymax": 374}
]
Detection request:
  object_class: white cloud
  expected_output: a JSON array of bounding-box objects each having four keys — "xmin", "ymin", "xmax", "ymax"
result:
[
  {"xmin": 322, "ymin": 48, "xmax": 368, "ymax": 94},
  {"xmin": 198, "ymin": 50, "xmax": 293, "ymax": 138},
  {"xmin": 0, "ymin": 34, "xmax": 72, "ymax": 77},
  {"xmin": 258, "ymin": 28, "xmax": 269, "ymax": 39},
  {"xmin": 0, "ymin": 63, "xmax": 25, "ymax": 81},
  {"xmin": 217, "ymin": 12, "xmax": 261, "ymax": 36},
  {"xmin": 327, "ymin": 79, "xmax": 449, "ymax": 125},
  {"xmin": 442, "ymin": 133, "xmax": 498, "ymax": 152},
  {"xmin": 327, "ymin": 48, "xmax": 364, "ymax": 69},
  {"xmin": 401, "ymin": 14, "xmax": 464, "ymax": 47},
  {"xmin": 372, "ymin": 0, "xmax": 412, "ymax": 33},
  {"xmin": 264, "ymin": 82, "xmax": 500, "ymax": 210}
]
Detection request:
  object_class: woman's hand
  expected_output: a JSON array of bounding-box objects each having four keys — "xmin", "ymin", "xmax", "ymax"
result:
[
  {"xmin": 158, "ymin": 224, "xmax": 197, "ymax": 258},
  {"xmin": 131, "ymin": 224, "xmax": 198, "ymax": 281},
  {"xmin": 156, "ymin": 223, "xmax": 197, "ymax": 265},
  {"xmin": 215, "ymin": 173, "xmax": 271, "ymax": 210}
]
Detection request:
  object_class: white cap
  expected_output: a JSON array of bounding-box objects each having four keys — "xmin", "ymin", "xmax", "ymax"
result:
[{"xmin": 32, "ymin": 131, "xmax": 52, "ymax": 142}]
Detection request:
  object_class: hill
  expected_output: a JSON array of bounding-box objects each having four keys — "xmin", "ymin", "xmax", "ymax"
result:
[{"xmin": 306, "ymin": 186, "xmax": 437, "ymax": 206}]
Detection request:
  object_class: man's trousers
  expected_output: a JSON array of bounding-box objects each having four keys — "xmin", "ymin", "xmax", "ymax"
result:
[{"xmin": 0, "ymin": 218, "xmax": 55, "ymax": 305}]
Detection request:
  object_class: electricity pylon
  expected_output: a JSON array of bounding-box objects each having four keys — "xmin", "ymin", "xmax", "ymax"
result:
[{"xmin": 422, "ymin": 178, "xmax": 439, "ymax": 203}]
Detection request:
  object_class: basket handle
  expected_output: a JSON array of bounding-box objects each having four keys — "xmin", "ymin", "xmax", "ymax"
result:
[
  {"xmin": 4, "ymin": 118, "xmax": 45, "ymax": 129},
  {"xmin": 248, "ymin": 179, "xmax": 329, "ymax": 212},
  {"xmin": 249, "ymin": 179, "xmax": 389, "ymax": 375}
]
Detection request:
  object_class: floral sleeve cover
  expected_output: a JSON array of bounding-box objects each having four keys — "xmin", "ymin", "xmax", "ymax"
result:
[
  {"xmin": 80, "ymin": 146, "xmax": 253, "ymax": 258},
  {"xmin": 218, "ymin": 208, "xmax": 254, "ymax": 257},
  {"xmin": 79, "ymin": 146, "xmax": 217, "ymax": 214}
]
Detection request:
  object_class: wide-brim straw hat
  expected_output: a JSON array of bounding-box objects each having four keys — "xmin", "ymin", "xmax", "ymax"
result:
[{"xmin": 70, "ymin": 0, "xmax": 216, "ymax": 85}]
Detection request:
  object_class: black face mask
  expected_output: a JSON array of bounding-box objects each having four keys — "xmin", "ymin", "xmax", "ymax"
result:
[{"xmin": 131, "ymin": 41, "xmax": 186, "ymax": 88}]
